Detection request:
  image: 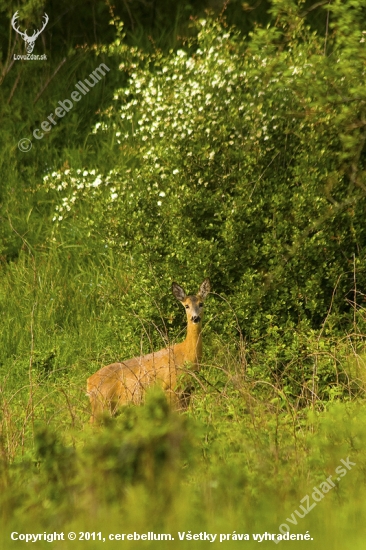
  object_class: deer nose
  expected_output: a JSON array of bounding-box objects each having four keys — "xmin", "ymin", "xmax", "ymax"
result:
[{"xmin": 192, "ymin": 315, "xmax": 201, "ymax": 323}]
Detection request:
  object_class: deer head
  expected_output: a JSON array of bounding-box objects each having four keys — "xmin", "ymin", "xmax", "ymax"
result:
[{"xmin": 11, "ymin": 11, "xmax": 49, "ymax": 54}]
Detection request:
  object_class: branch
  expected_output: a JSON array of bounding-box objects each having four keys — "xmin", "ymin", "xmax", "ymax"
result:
[
  {"xmin": 33, "ymin": 57, "xmax": 67, "ymax": 104},
  {"xmin": 300, "ymin": 1, "xmax": 330, "ymax": 18}
]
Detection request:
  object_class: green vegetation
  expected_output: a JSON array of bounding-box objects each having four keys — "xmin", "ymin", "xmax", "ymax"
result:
[{"xmin": 1, "ymin": 0, "xmax": 366, "ymax": 547}]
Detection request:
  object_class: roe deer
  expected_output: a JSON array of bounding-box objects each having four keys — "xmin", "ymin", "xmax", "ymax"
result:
[{"xmin": 87, "ymin": 278, "xmax": 210, "ymax": 422}]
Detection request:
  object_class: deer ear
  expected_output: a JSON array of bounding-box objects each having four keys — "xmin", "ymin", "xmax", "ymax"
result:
[
  {"xmin": 199, "ymin": 278, "xmax": 211, "ymax": 300},
  {"xmin": 172, "ymin": 282, "xmax": 186, "ymax": 302}
]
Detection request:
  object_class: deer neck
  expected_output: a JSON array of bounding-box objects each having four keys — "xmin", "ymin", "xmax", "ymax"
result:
[{"xmin": 184, "ymin": 320, "xmax": 203, "ymax": 363}]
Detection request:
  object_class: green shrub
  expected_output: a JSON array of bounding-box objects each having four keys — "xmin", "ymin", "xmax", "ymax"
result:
[{"xmin": 41, "ymin": 2, "xmax": 366, "ymax": 380}]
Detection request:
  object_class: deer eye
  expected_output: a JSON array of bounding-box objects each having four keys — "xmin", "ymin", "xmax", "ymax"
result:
[
  {"xmin": 199, "ymin": 303, "xmax": 204, "ymax": 307},
  {"xmin": 185, "ymin": 304, "xmax": 189, "ymax": 309}
]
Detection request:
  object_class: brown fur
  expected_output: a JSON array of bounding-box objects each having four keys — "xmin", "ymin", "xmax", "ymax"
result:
[{"xmin": 87, "ymin": 279, "xmax": 210, "ymax": 422}]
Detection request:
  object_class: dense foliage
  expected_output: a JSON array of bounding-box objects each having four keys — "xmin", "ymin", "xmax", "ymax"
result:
[
  {"xmin": 41, "ymin": 1, "xmax": 366, "ymax": 396},
  {"xmin": 1, "ymin": 0, "xmax": 366, "ymax": 547},
  {"xmin": 47, "ymin": 3, "xmax": 366, "ymax": 330}
]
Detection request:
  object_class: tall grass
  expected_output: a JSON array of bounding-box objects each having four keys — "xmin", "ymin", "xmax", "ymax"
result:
[
  {"xmin": 1, "ymin": 3, "xmax": 366, "ymax": 547},
  {"xmin": 1, "ymin": 234, "xmax": 366, "ymax": 548}
]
